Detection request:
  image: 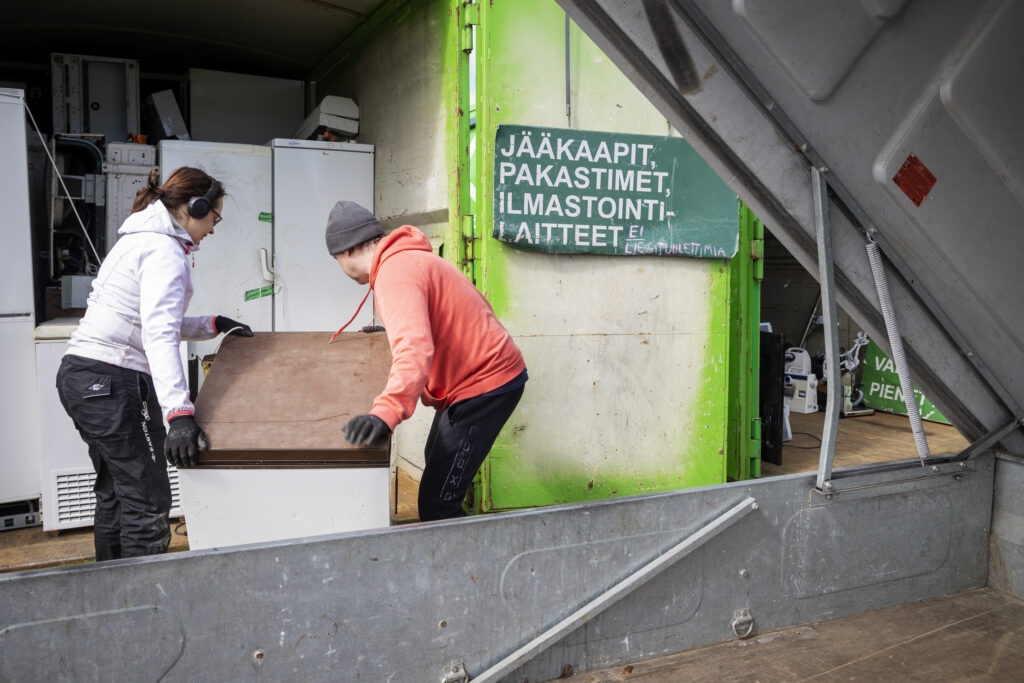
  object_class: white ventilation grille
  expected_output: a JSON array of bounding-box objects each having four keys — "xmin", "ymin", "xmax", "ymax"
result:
[
  {"xmin": 54, "ymin": 469, "xmax": 96, "ymax": 528},
  {"xmin": 48, "ymin": 466, "xmax": 183, "ymax": 530}
]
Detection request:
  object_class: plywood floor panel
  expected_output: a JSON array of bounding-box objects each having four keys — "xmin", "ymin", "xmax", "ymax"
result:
[{"xmin": 764, "ymin": 410, "xmax": 969, "ymax": 476}]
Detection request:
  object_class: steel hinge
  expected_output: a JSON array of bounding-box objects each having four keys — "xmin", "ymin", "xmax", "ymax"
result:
[
  {"xmin": 750, "ymin": 417, "xmax": 762, "ymax": 441},
  {"xmin": 461, "ymin": 214, "xmax": 477, "ymax": 281},
  {"xmin": 461, "ymin": 2, "xmax": 479, "ymax": 53},
  {"xmin": 751, "ymin": 238, "xmax": 764, "ymax": 281}
]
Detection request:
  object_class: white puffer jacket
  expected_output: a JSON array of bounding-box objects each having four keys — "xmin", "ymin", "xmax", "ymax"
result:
[{"xmin": 65, "ymin": 200, "xmax": 217, "ymax": 421}]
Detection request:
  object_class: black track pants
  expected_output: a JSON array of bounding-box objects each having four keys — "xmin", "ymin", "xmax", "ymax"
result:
[
  {"xmin": 56, "ymin": 354, "xmax": 172, "ymax": 561},
  {"xmin": 419, "ymin": 386, "xmax": 524, "ymax": 521}
]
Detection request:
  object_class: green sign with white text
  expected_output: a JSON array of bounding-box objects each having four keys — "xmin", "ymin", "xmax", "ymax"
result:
[
  {"xmin": 861, "ymin": 340, "xmax": 951, "ymax": 424},
  {"xmin": 492, "ymin": 125, "xmax": 738, "ymax": 257}
]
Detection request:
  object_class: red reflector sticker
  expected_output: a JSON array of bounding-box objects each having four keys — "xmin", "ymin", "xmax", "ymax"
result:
[{"xmin": 892, "ymin": 154, "xmax": 936, "ymax": 206}]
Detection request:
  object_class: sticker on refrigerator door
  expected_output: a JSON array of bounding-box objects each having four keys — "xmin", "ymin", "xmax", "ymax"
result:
[{"xmin": 244, "ymin": 285, "xmax": 274, "ymax": 301}]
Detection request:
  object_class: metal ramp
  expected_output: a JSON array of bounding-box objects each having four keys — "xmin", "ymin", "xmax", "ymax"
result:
[{"xmin": 0, "ymin": 453, "xmax": 993, "ymax": 681}]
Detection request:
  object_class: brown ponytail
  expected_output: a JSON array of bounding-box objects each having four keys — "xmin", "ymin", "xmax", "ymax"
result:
[{"xmin": 131, "ymin": 167, "xmax": 225, "ymax": 215}]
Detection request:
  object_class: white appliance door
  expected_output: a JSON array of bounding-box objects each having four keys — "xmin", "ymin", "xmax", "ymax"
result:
[
  {"xmin": 158, "ymin": 141, "xmax": 273, "ymax": 364},
  {"xmin": 271, "ymin": 140, "xmax": 375, "ymax": 332},
  {"xmin": 0, "ymin": 317, "xmax": 41, "ymax": 503},
  {"xmin": 0, "ymin": 90, "xmax": 35, "ymax": 315}
]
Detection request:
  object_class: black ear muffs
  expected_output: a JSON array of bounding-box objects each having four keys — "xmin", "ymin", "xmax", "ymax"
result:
[{"xmin": 187, "ymin": 181, "xmax": 221, "ymax": 219}]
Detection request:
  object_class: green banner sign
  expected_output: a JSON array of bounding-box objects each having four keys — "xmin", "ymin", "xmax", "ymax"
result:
[
  {"xmin": 492, "ymin": 125, "xmax": 738, "ymax": 258},
  {"xmin": 861, "ymin": 340, "xmax": 951, "ymax": 424}
]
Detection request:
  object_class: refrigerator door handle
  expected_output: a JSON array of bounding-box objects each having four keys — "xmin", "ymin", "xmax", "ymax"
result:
[{"xmin": 259, "ymin": 248, "xmax": 281, "ymax": 293}]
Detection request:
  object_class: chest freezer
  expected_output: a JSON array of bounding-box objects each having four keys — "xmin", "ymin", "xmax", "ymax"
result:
[
  {"xmin": 185, "ymin": 331, "xmax": 392, "ymax": 549},
  {"xmin": 35, "ymin": 319, "xmax": 186, "ymax": 530}
]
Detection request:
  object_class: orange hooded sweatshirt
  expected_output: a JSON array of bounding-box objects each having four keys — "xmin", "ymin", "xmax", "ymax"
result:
[{"xmin": 367, "ymin": 226, "xmax": 526, "ymax": 430}]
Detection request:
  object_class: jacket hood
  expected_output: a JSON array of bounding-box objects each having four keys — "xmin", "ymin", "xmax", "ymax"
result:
[
  {"xmin": 369, "ymin": 225, "xmax": 433, "ymax": 286},
  {"xmin": 119, "ymin": 200, "xmax": 195, "ymax": 248}
]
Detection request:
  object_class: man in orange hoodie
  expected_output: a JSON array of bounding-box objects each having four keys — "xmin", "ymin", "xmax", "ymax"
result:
[{"xmin": 326, "ymin": 201, "xmax": 528, "ymax": 521}]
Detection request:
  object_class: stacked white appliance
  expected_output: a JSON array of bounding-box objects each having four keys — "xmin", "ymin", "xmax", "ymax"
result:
[
  {"xmin": 159, "ymin": 138, "xmax": 383, "ymax": 549},
  {"xmin": 0, "ymin": 89, "xmax": 42, "ymax": 528}
]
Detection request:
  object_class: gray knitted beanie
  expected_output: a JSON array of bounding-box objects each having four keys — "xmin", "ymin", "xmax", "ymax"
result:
[{"xmin": 325, "ymin": 201, "xmax": 384, "ymax": 255}]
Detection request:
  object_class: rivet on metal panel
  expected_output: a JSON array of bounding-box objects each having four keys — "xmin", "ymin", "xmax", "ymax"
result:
[
  {"xmin": 252, "ymin": 649, "xmax": 265, "ymax": 664},
  {"xmin": 439, "ymin": 619, "xmax": 447, "ymax": 628},
  {"xmin": 739, "ymin": 569, "xmax": 750, "ymax": 578},
  {"xmin": 931, "ymin": 466, "xmax": 940, "ymax": 473},
  {"xmin": 960, "ymin": 461, "xmax": 967, "ymax": 469},
  {"xmin": 751, "ymin": 502, "xmax": 759, "ymax": 510},
  {"xmin": 731, "ymin": 608, "xmax": 755, "ymax": 639},
  {"xmin": 442, "ymin": 661, "xmax": 469, "ymax": 683},
  {"xmin": 823, "ymin": 481, "xmax": 834, "ymax": 491}
]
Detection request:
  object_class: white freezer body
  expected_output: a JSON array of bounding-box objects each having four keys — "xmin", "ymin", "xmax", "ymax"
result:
[
  {"xmin": 35, "ymin": 320, "xmax": 185, "ymax": 530},
  {"xmin": 188, "ymin": 69, "xmax": 304, "ymax": 145},
  {"xmin": 0, "ymin": 89, "xmax": 40, "ymax": 505},
  {"xmin": 176, "ymin": 468, "xmax": 390, "ymax": 550},
  {"xmin": 1, "ymin": 317, "xmax": 42, "ymax": 504}
]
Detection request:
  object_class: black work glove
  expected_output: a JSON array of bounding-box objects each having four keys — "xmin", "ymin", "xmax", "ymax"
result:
[
  {"xmin": 164, "ymin": 414, "xmax": 209, "ymax": 468},
  {"xmin": 214, "ymin": 315, "xmax": 253, "ymax": 337},
  {"xmin": 342, "ymin": 414, "xmax": 391, "ymax": 447}
]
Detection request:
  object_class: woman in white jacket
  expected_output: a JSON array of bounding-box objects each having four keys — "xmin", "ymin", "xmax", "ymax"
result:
[{"xmin": 56, "ymin": 166, "xmax": 252, "ymax": 561}]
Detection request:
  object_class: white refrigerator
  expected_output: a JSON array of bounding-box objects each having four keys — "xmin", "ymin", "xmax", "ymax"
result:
[
  {"xmin": 0, "ymin": 89, "xmax": 42, "ymax": 510},
  {"xmin": 158, "ymin": 141, "xmax": 274, "ymax": 380},
  {"xmin": 271, "ymin": 138, "xmax": 375, "ymax": 332}
]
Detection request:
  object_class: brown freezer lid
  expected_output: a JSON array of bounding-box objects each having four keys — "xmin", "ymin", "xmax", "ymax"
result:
[{"xmin": 193, "ymin": 331, "xmax": 392, "ymax": 467}]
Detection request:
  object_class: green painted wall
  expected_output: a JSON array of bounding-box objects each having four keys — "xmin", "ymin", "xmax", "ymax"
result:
[{"xmin": 470, "ymin": 0, "xmax": 760, "ymax": 511}]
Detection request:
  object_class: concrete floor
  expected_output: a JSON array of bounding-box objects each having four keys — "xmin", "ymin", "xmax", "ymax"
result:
[{"xmin": 555, "ymin": 589, "xmax": 1024, "ymax": 682}]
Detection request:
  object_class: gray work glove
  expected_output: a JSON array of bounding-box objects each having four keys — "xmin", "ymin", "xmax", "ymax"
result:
[
  {"xmin": 164, "ymin": 415, "xmax": 209, "ymax": 468},
  {"xmin": 342, "ymin": 414, "xmax": 391, "ymax": 447}
]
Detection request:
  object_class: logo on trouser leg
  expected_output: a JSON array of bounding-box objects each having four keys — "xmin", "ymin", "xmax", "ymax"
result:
[
  {"xmin": 440, "ymin": 439, "xmax": 473, "ymax": 501},
  {"xmin": 140, "ymin": 400, "xmax": 156, "ymax": 462}
]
